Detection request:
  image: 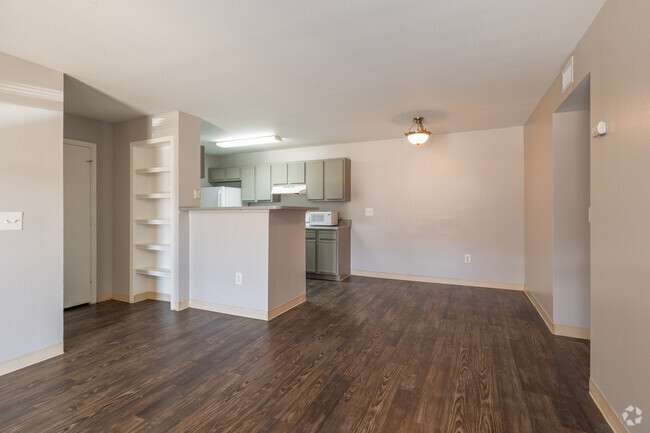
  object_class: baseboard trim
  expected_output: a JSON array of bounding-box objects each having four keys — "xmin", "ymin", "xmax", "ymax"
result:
[
  {"xmin": 351, "ymin": 270, "xmax": 524, "ymax": 292},
  {"xmin": 96, "ymin": 292, "xmax": 113, "ymax": 303},
  {"xmin": 132, "ymin": 291, "xmax": 171, "ymax": 303},
  {"xmin": 523, "ymin": 286, "xmax": 590, "ymax": 340},
  {"xmin": 111, "ymin": 292, "xmax": 130, "ymax": 303},
  {"xmin": 523, "ymin": 286, "xmax": 555, "ymax": 334},
  {"xmin": 0, "ymin": 343, "xmax": 64, "ymax": 376},
  {"xmin": 188, "ymin": 294, "xmax": 306, "ymax": 321},
  {"xmin": 178, "ymin": 300, "xmax": 190, "ymax": 311},
  {"xmin": 590, "ymin": 377, "xmax": 629, "ymax": 433},
  {"xmin": 268, "ymin": 294, "xmax": 307, "ymax": 320},
  {"xmin": 555, "ymin": 323, "xmax": 590, "ymax": 340},
  {"xmin": 189, "ymin": 299, "xmax": 268, "ymax": 321}
]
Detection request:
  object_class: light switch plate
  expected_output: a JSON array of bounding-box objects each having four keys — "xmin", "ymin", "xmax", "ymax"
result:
[
  {"xmin": 0, "ymin": 212, "xmax": 23, "ymax": 231},
  {"xmin": 365, "ymin": 208, "xmax": 374, "ymax": 216}
]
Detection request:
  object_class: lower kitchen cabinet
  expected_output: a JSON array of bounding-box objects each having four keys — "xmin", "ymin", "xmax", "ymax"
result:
[
  {"xmin": 306, "ymin": 233, "xmax": 316, "ymax": 273},
  {"xmin": 305, "ymin": 221, "xmax": 351, "ymax": 281}
]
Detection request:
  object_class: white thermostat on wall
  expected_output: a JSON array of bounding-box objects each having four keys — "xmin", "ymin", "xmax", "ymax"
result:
[{"xmin": 593, "ymin": 121, "xmax": 609, "ymax": 137}]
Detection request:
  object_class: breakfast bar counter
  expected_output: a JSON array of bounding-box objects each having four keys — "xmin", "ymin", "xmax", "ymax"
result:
[{"xmin": 178, "ymin": 206, "xmax": 316, "ymax": 320}]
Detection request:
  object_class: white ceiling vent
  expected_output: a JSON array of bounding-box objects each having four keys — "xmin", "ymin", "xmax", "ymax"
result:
[{"xmin": 562, "ymin": 56, "xmax": 574, "ymax": 93}]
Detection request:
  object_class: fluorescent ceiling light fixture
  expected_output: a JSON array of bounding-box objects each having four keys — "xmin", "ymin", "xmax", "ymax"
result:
[{"xmin": 215, "ymin": 135, "xmax": 283, "ymax": 148}]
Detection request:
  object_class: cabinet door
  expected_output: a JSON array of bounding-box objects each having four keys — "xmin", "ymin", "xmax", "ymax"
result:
[
  {"xmin": 272, "ymin": 163, "xmax": 288, "ymax": 185},
  {"xmin": 255, "ymin": 164, "xmax": 272, "ymax": 201},
  {"xmin": 241, "ymin": 166, "xmax": 255, "ymax": 201},
  {"xmin": 324, "ymin": 159, "xmax": 344, "ymax": 200},
  {"xmin": 209, "ymin": 168, "xmax": 226, "ymax": 182},
  {"xmin": 288, "ymin": 161, "xmax": 305, "ymax": 184},
  {"xmin": 306, "ymin": 239, "xmax": 316, "ymax": 273},
  {"xmin": 306, "ymin": 160, "xmax": 324, "ymax": 200},
  {"xmin": 226, "ymin": 167, "xmax": 241, "ymax": 180},
  {"xmin": 316, "ymin": 240, "xmax": 338, "ymax": 274}
]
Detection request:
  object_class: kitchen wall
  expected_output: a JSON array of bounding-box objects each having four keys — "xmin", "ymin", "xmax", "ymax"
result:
[
  {"xmin": 216, "ymin": 126, "xmax": 525, "ymax": 287},
  {"xmin": 0, "ymin": 52, "xmax": 64, "ymax": 371},
  {"xmin": 63, "ymin": 113, "xmax": 114, "ymax": 298},
  {"xmin": 524, "ymin": 0, "xmax": 650, "ymax": 425}
]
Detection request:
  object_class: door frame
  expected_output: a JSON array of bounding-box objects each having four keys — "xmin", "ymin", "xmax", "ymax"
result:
[{"xmin": 63, "ymin": 138, "xmax": 97, "ymax": 305}]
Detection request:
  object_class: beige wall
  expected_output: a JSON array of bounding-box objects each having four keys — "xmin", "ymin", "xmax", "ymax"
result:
[
  {"xmin": 216, "ymin": 127, "xmax": 525, "ymax": 286},
  {"xmin": 552, "ymin": 110, "xmax": 590, "ymax": 329},
  {"xmin": 178, "ymin": 112, "xmax": 201, "ymax": 208},
  {"xmin": 63, "ymin": 114, "xmax": 114, "ymax": 297},
  {"xmin": 0, "ymin": 52, "xmax": 64, "ymax": 363},
  {"xmin": 524, "ymin": 0, "xmax": 650, "ymax": 420}
]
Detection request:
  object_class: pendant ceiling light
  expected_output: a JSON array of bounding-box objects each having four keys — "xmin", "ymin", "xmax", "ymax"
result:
[{"xmin": 405, "ymin": 117, "xmax": 431, "ymax": 146}]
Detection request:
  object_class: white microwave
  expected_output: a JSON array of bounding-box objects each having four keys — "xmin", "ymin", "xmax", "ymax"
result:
[{"xmin": 308, "ymin": 211, "xmax": 339, "ymax": 226}]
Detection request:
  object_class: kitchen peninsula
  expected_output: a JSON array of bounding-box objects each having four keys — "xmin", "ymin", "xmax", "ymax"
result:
[{"xmin": 179, "ymin": 206, "xmax": 316, "ymax": 320}]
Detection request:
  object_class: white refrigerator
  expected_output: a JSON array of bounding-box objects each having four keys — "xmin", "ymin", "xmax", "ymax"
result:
[{"xmin": 200, "ymin": 187, "xmax": 242, "ymax": 207}]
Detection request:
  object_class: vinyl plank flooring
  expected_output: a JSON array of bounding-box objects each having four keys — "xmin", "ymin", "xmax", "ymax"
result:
[{"xmin": 0, "ymin": 277, "xmax": 612, "ymax": 433}]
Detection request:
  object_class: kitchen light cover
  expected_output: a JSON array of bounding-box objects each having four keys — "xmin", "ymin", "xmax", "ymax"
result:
[
  {"xmin": 216, "ymin": 135, "xmax": 283, "ymax": 148},
  {"xmin": 405, "ymin": 117, "xmax": 431, "ymax": 146}
]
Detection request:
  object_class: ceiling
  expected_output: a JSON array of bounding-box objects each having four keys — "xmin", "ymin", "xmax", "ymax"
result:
[{"xmin": 0, "ymin": 0, "xmax": 605, "ymax": 155}]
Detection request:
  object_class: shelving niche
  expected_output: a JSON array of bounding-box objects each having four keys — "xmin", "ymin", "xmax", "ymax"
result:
[{"xmin": 130, "ymin": 137, "xmax": 176, "ymax": 304}]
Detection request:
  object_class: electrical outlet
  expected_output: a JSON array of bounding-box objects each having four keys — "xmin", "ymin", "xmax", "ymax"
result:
[
  {"xmin": 464, "ymin": 254, "xmax": 471, "ymax": 264},
  {"xmin": 235, "ymin": 272, "xmax": 242, "ymax": 285},
  {"xmin": 365, "ymin": 208, "xmax": 374, "ymax": 216},
  {"xmin": 194, "ymin": 189, "xmax": 201, "ymax": 199}
]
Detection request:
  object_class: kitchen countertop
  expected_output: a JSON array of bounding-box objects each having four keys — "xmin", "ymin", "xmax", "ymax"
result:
[
  {"xmin": 180, "ymin": 206, "xmax": 318, "ymax": 212},
  {"xmin": 306, "ymin": 220, "xmax": 352, "ymax": 230}
]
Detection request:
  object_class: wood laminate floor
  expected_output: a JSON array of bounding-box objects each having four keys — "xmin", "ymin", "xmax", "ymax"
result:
[{"xmin": 0, "ymin": 277, "xmax": 611, "ymax": 433}]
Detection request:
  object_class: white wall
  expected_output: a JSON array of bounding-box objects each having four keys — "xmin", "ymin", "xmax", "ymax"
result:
[
  {"xmin": 552, "ymin": 110, "xmax": 590, "ymax": 329},
  {"xmin": 216, "ymin": 127, "xmax": 525, "ymax": 286},
  {"xmin": 0, "ymin": 52, "xmax": 64, "ymax": 366},
  {"xmin": 63, "ymin": 113, "xmax": 114, "ymax": 298}
]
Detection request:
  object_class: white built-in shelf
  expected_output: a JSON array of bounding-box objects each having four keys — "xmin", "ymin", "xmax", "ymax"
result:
[
  {"xmin": 135, "ymin": 219, "xmax": 171, "ymax": 225},
  {"xmin": 131, "ymin": 136, "xmax": 175, "ymax": 306},
  {"xmin": 135, "ymin": 192, "xmax": 171, "ymax": 199},
  {"xmin": 135, "ymin": 243, "xmax": 171, "ymax": 251},
  {"xmin": 135, "ymin": 166, "xmax": 171, "ymax": 175},
  {"xmin": 134, "ymin": 266, "xmax": 171, "ymax": 277}
]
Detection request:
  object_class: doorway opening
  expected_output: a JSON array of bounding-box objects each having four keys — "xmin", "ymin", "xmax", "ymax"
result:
[
  {"xmin": 551, "ymin": 75, "xmax": 591, "ymax": 335},
  {"xmin": 64, "ymin": 139, "xmax": 97, "ymax": 308}
]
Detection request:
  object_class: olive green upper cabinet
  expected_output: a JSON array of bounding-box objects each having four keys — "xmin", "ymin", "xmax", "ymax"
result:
[
  {"xmin": 209, "ymin": 167, "xmax": 240, "ymax": 182},
  {"xmin": 225, "ymin": 167, "xmax": 241, "ymax": 180},
  {"xmin": 208, "ymin": 167, "xmax": 226, "ymax": 182},
  {"xmin": 241, "ymin": 166, "xmax": 255, "ymax": 201},
  {"xmin": 271, "ymin": 163, "xmax": 288, "ymax": 185},
  {"xmin": 255, "ymin": 164, "xmax": 272, "ymax": 201},
  {"xmin": 287, "ymin": 161, "xmax": 305, "ymax": 184},
  {"xmin": 307, "ymin": 158, "xmax": 351, "ymax": 202},
  {"xmin": 306, "ymin": 160, "xmax": 324, "ymax": 200}
]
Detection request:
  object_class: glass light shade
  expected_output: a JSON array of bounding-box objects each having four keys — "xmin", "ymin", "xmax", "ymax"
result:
[{"xmin": 406, "ymin": 131, "xmax": 431, "ymax": 146}]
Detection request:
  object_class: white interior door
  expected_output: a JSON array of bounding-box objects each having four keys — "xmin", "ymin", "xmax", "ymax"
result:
[{"xmin": 64, "ymin": 143, "xmax": 93, "ymax": 308}]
